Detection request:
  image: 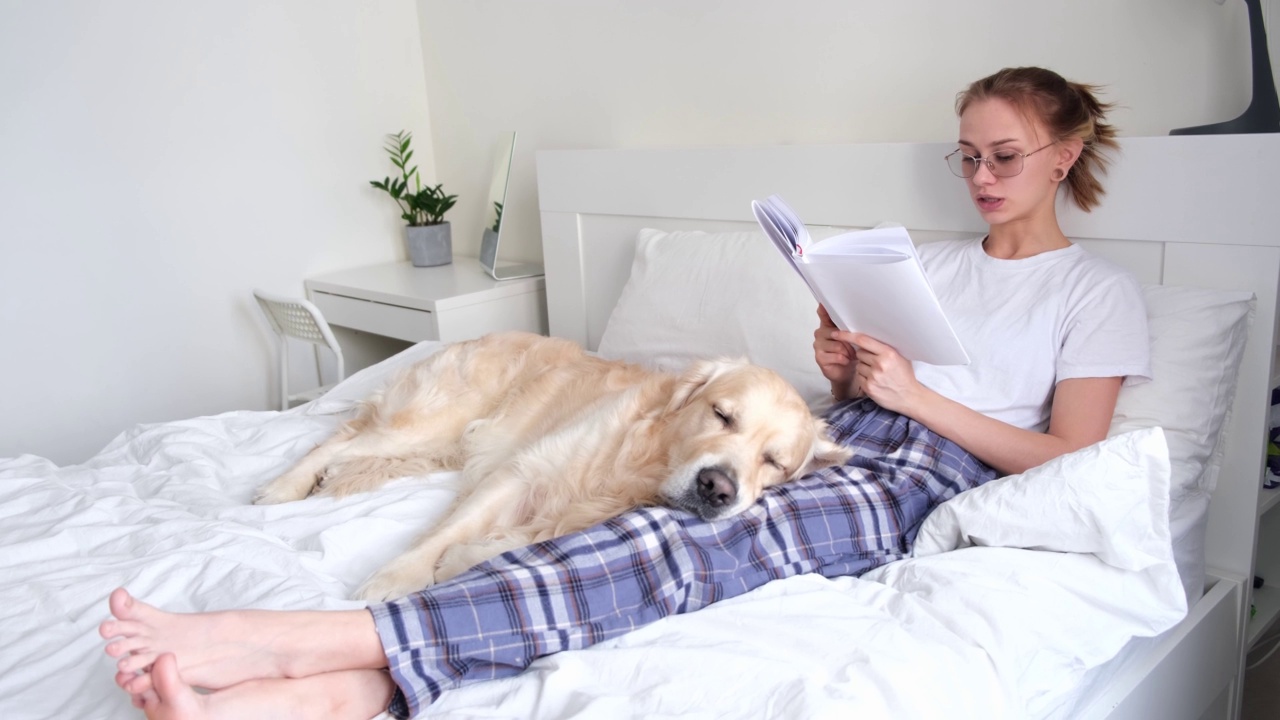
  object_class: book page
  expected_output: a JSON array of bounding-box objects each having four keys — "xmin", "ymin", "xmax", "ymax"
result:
[
  {"xmin": 752, "ymin": 195, "xmax": 811, "ymax": 254},
  {"xmin": 753, "ymin": 194, "xmax": 969, "ymax": 366},
  {"xmin": 808, "ymin": 226, "xmax": 915, "ymax": 257},
  {"xmin": 752, "ymin": 197, "xmax": 824, "ymax": 300},
  {"xmin": 800, "ymin": 257, "xmax": 970, "ymax": 366}
]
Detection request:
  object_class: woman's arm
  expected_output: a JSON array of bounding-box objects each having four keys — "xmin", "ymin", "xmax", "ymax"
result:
[{"xmin": 839, "ymin": 331, "xmax": 1122, "ymax": 476}]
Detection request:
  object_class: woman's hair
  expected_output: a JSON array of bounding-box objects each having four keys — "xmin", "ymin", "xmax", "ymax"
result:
[{"xmin": 956, "ymin": 66, "xmax": 1118, "ymax": 212}]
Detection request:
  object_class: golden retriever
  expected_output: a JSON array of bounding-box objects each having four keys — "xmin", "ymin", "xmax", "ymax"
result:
[{"xmin": 254, "ymin": 332, "xmax": 850, "ymax": 601}]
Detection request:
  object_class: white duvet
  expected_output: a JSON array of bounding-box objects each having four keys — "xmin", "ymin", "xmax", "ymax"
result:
[{"xmin": 0, "ymin": 341, "xmax": 1187, "ymax": 720}]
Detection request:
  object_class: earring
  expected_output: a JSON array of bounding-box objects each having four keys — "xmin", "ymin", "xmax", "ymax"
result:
[{"xmin": 1053, "ymin": 168, "xmax": 1067, "ymax": 181}]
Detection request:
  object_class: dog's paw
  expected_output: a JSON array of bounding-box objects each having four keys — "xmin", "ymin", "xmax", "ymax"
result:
[
  {"xmin": 354, "ymin": 578, "xmax": 403, "ymax": 602},
  {"xmin": 356, "ymin": 571, "xmax": 435, "ymax": 602},
  {"xmin": 311, "ymin": 465, "xmax": 355, "ymax": 499},
  {"xmin": 314, "ymin": 464, "xmax": 337, "ymax": 493},
  {"xmin": 252, "ymin": 475, "xmax": 313, "ymax": 505},
  {"xmin": 355, "ymin": 555, "xmax": 439, "ymax": 602}
]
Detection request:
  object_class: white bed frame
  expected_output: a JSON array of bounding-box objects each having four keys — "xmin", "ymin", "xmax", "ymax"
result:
[{"xmin": 536, "ymin": 135, "xmax": 1280, "ymax": 719}]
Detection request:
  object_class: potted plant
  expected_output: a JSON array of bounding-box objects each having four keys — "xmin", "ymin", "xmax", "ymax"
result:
[{"xmin": 370, "ymin": 130, "xmax": 458, "ymax": 267}]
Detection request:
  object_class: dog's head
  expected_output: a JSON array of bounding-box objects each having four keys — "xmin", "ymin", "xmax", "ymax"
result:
[{"xmin": 657, "ymin": 359, "xmax": 852, "ymax": 521}]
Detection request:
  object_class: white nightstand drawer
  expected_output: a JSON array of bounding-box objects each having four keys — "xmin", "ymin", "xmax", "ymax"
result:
[{"xmin": 311, "ymin": 291, "xmax": 438, "ymax": 343}]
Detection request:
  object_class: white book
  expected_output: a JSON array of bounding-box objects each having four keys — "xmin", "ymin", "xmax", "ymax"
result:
[{"xmin": 752, "ymin": 194, "xmax": 970, "ymax": 366}]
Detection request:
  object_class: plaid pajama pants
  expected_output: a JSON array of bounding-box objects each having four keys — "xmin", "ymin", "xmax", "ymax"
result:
[{"xmin": 368, "ymin": 398, "xmax": 998, "ymax": 718}]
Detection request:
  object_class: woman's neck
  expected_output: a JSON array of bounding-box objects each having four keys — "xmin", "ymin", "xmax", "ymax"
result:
[{"xmin": 982, "ymin": 215, "xmax": 1071, "ymax": 260}]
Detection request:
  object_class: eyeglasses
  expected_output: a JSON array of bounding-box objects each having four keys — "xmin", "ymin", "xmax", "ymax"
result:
[{"xmin": 944, "ymin": 142, "xmax": 1056, "ymax": 179}]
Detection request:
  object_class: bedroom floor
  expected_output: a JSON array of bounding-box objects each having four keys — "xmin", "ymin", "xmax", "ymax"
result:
[{"xmin": 1242, "ymin": 639, "xmax": 1280, "ymax": 719}]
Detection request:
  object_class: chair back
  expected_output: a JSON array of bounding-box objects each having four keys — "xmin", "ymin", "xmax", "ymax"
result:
[{"xmin": 252, "ymin": 289, "xmax": 345, "ymax": 408}]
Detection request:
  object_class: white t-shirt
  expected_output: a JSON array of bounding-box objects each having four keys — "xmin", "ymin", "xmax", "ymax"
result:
[{"xmin": 912, "ymin": 237, "xmax": 1151, "ymax": 432}]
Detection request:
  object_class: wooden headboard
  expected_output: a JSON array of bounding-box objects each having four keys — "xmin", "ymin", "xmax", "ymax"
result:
[{"xmin": 535, "ymin": 135, "xmax": 1280, "ymax": 595}]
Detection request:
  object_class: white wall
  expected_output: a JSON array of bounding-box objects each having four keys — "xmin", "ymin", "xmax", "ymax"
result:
[
  {"xmin": 5, "ymin": 0, "xmax": 1275, "ymax": 464},
  {"xmin": 0, "ymin": 0, "xmax": 435, "ymax": 463},
  {"xmin": 416, "ymin": 0, "xmax": 1272, "ymax": 264}
]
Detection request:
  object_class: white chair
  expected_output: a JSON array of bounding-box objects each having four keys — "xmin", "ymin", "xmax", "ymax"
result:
[{"xmin": 252, "ymin": 289, "xmax": 345, "ymax": 410}]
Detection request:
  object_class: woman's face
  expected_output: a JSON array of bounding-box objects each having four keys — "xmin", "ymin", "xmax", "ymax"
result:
[{"xmin": 956, "ymin": 97, "xmax": 1068, "ymax": 227}]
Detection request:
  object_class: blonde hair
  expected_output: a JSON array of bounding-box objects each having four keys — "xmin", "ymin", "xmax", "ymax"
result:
[{"xmin": 956, "ymin": 67, "xmax": 1118, "ymax": 212}]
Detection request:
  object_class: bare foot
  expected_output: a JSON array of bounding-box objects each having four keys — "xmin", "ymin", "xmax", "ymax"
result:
[
  {"xmin": 139, "ymin": 654, "xmax": 208, "ymax": 719},
  {"xmin": 99, "ymin": 588, "xmax": 386, "ymax": 693},
  {"xmin": 140, "ymin": 652, "xmax": 394, "ymax": 720}
]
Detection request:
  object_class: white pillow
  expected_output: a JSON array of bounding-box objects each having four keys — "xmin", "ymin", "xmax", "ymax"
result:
[
  {"xmin": 597, "ymin": 228, "xmax": 830, "ymax": 407},
  {"xmin": 1109, "ymin": 284, "xmax": 1254, "ymax": 499},
  {"xmin": 1108, "ymin": 284, "xmax": 1253, "ymax": 603}
]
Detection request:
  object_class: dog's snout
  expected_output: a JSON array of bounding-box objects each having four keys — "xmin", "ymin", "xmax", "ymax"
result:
[{"xmin": 697, "ymin": 466, "xmax": 738, "ymax": 508}]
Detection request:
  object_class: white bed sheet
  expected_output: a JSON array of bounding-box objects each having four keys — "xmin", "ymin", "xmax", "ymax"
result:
[{"xmin": 0, "ymin": 341, "xmax": 1186, "ymax": 720}]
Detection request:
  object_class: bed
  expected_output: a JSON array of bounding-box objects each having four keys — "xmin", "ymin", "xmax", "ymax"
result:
[{"xmin": 1, "ymin": 135, "xmax": 1278, "ymax": 719}]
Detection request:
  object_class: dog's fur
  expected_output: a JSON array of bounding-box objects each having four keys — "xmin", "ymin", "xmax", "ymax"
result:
[{"xmin": 255, "ymin": 332, "xmax": 851, "ymax": 600}]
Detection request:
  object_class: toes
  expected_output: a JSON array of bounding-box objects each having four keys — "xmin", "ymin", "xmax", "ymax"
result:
[
  {"xmin": 101, "ymin": 619, "xmax": 145, "ymax": 642},
  {"xmin": 150, "ymin": 653, "xmax": 195, "ymax": 709},
  {"xmin": 121, "ymin": 669, "xmax": 155, "ymax": 696},
  {"xmin": 118, "ymin": 652, "xmax": 159, "ymax": 675},
  {"xmin": 152, "ymin": 653, "xmax": 180, "ymax": 692},
  {"xmin": 107, "ymin": 588, "xmax": 161, "ymax": 625},
  {"xmin": 108, "ymin": 588, "xmax": 136, "ymax": 620},
  {"xmin": 105, "ymin": 635, "xmax": 150, "ymax": 658}
]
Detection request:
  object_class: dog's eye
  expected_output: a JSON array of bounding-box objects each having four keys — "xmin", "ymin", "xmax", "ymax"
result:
[
  {"xmin": 763, "ymin": 454, "xmax": 784, "ymax": 472},
  {"xmin": 712, "ymin": 406, "xmax": 733, "ymax": 427}
]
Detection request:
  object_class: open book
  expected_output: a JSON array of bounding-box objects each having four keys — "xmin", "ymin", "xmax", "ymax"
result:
[{"xmin": 752, "ymin": 194, "xmax": 970, "ymax": 366}]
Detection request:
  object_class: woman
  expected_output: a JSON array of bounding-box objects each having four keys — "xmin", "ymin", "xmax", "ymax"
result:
[
  {"xmin": 817, "ymin": 66, "xmax": 1148, "ymax": 477},
  {"xmin": 99, "ymin": 66, "xmax": 1149, "ymax": 720}
]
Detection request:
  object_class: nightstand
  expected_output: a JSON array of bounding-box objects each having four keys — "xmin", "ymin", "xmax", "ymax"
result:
[{"xmin": 305, "ymin": 257, "xmax": 548, "ymax": 344}]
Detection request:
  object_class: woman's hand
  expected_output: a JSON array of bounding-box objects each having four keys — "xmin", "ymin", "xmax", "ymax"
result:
[
  {"xmin": 813, "ymin": 306, "xmax": 926, "ymax": 410},
  {"xmin": 813, "ymin": 306, "xmax": 860, "ymax": 400},
  {"xmin": 843, "ymin": 332, "xmax": 925, "ymax": 415}
]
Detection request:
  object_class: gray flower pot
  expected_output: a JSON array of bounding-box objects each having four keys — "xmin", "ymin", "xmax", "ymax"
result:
[{"xmin": 406, "ymin": 223, "xmax": 452, "ymax": 267}]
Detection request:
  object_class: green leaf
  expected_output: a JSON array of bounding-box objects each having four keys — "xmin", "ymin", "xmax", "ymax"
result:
[{"xmin": 373, "ymin": 130, "xmax": 456, "ymax": 224}]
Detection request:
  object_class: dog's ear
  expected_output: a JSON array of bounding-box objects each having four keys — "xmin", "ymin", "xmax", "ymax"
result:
[
  {"xmin": 664, "ymin": 359, "xmax": 742, "ymax": 414},
  {"xmin": 801, "ymin": 418, "xmax": 852, "ymax": 474}
]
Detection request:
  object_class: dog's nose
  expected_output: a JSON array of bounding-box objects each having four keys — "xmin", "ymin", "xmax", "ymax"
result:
[{"xmin": 697, "ymin": 466, "xmax": 738, "ymax": 508}]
